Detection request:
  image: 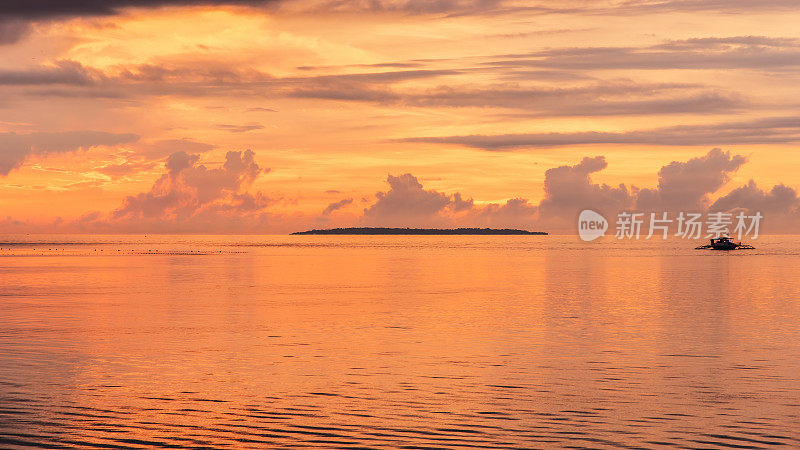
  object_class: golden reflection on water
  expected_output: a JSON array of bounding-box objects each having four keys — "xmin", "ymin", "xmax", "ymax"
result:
[{"xmin": 1, "ymin": 235, "xmax": 799, "ymax": 448}]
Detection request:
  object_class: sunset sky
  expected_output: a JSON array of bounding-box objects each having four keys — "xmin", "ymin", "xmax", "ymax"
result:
[{"xmin": 2, "ymin": 0, "xmax": 800, "ymax": 233}]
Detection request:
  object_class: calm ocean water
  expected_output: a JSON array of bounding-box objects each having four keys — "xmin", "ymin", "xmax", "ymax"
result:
[{"xmin": 1, "ymin": 235, "xmax": 799, "ymax": 449}]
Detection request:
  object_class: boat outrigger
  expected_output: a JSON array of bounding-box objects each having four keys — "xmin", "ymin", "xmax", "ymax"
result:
[{"xmin": 695, "ymin": 236, "xmax": 755, "ymax": 250}]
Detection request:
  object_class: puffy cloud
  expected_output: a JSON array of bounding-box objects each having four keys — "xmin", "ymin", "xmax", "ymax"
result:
[
  {"xmin": 4, "ymin": 146, "xmax": 799, "ymax": 235},
  {"xmin": 635, "ymin": 148, "xmax": 747, "ymax": 211},
  {"xmin": 362, "ymin": 173, "xmax": 456, "ymax": 226},
  {"xmin": 353, "ymin": 148, "xmax": 799, "ymax": 233},
  {"xmin": 109, "ymin": 149, "xmax": 274, "ymax": 232},
  {"xmin": 0, "ymin": 130, "xmax": 139, "ymax": 176},
  {"xmin": 360, "ymin": 172, "xmax": 540, "ymax": 228},
  {"xmin": 537, "ymin": 156, "xmax": 633, "ymax": 228},
  {"xmin": 709, "ymin": 181, "xmax": 800, "ymax": 232},
  {"xmin": 471, "ymin": 198, "xmax": 538, "ymax": 228},
  {"xmin": 322, "ymin": 198, "xmax": 353, "ymax": 215},
  {"xmin": 165, "ymin": 151, "xmax": 200, "ymax": 174}
]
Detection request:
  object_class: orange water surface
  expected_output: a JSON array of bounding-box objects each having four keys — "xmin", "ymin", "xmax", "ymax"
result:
[{"xmin": 1, "ymin": 235, "xmax": 799, "ymax": 448}]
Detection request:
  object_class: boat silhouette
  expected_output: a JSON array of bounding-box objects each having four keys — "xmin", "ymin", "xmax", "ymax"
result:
[{"xmin": 695, "ymin": 236, "xmax": 755, "ymax": 250}]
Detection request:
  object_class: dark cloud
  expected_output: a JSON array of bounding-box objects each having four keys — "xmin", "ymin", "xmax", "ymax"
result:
[
  {"xmin": 485, "ymin": 37, "xmax": 800, "ymax": 71},
  {"xmin": 289, "ymin": 79, "xmax": 744, "ymax": 116},
  {"xmin": 322, "ymin": 198, "xmax": 353, "ymax": 215},
  {"xmin": 404, "ymin": 84, "xmax": 742, "ymax": 116},
  {"xmin": 0, "ymin": 62, "xmax": 465, "ymax": 105},
  {"xmin": 0, "ymin": 0, "xmax": 795, "ymax": 33},
  {"xmin": 165, "ymin": 151, "xmax": 200, "ymax": 174},
  {"xmin": 611, "ymin": 0, "xmax": 800, "ymax": 14},
  {"xmin": 0, "ymin": 60, "xmax": 103, "ymax": 85},
  {"xmin": 303, "ymin": 0, "xmax": 507, "ymax": 15},
  {"xmin": 0, "ymin": 57, "xmax": 752, "ymax": 120},
  {"xmin": 285, "ymin": 69, "xmax": 461, "ymax": 103},
  {"xmin": 0, "ymin": 130, "xmax": 139, "ymax": 176},
  {"xmin": 401, "ymin": 116, "xmax": 800, "ymax": 150},
  {"xmin": 293, "ymin": 69, "xmax": 461, "ymax": 84},
  {"xmin": 0, "ymin": 1, "xmax": 275, "ymax": 19},
  {"xmin": 653, "ymin": 36, "xmax": 799, "ymax": 50},
  {"xmin": 216, "ymin": 123, "xmax": 265, "ymax": 133},
  {"xmin": 0, "ymin": 19, "xmax": 30, "ymax": 45}
]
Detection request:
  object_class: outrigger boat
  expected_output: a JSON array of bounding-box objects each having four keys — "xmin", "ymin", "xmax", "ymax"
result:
[{"xmin": 695, "ymin": 236, "xmax": 755, "ymax": 250}]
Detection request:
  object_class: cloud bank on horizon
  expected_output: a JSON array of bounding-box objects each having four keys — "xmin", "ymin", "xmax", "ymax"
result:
[
  {"xmin": 1, "ymin": 0, "xmax": 799, "ymax": 232},
  {"xmin": 2, "ymin": 147, "xmax": 798, "ymax": 234}
]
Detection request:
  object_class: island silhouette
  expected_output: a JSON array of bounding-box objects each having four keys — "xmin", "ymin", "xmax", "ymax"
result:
[{"xmin": 292, "ymin": 227, "xmax": 547, "ymax": 235}]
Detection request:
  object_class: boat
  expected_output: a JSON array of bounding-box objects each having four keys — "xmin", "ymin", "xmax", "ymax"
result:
[{"xmin": 695, "ymin": 236, "xmax": 755, "ymax": 250}]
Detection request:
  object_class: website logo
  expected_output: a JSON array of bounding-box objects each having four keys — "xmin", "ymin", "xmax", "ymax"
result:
[{"xmin": 578, "ymin": 209, "xmax": 608, "ymax": 241}]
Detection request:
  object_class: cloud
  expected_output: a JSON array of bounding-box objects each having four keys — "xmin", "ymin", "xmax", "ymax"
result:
[
  {"xmin": 0, "ymin": 1, "xmax": 276, "ymax": 19},
  {"xmin": 0, "ymin": 56, "xmax": 753, "ymax": 120},
  {"xmin": 401, "ymin": 116, "xmax": 800, "ymax": 150},
  {"xmin": 3, "ymin": 0, "xmax": 791, "ymax": 23},
  {"xmin": 471, "ymin": 197, "xmax": 537, "ymax": 228},
  {"xmin": 0, "ymin": 60, "xmax": 104, "ymax": 85},
  {"xmin": 363, "ymin": 174, "xmax": 451, "ymax": 225},
  {"xmin": 610, "ymin": 0, "xmax": 800, "ymax": 14},
  {"xmin": 353, "ymin": 148, "xmax": 799, "ymax": 233},
  {"xmin": 485, "ymin": 36, "xmax": 800, "ymax": 71},
  {"xmin": 216, "ymin": 123, "xmax": 265, "ymax": 133},
  {"xmin": 299, "ymin": 0, "xmax": 507, "ymax": 15},
  {"xmin": 0, "ymin": 19, "xmax": 30, "ymax": 45},
  {"xmin": 107, "ymin": 149, "xmax": 274, "ymax": 232},
  {"xmin": 362, "ymin": 173, "xmax": 472, "ymax": 226},
  {"xmin": 292, "ymin": 80, "xmax": 744, "ymax": 116},
  {"xmin": 5, "ymin": 147, "xmax": 799, "ymax": 234},
  {"xmin": 537, "ymin": 156, "xmax": 633, "ymax": 227},
  {"xmin": 710, "ymin": 180, "xmax": 800, "ymax": 219},
  {"xmin": 0, "ymin": 61, "xmax": 466, "ymax": 106},
  {"xmin": 635, "ymin": 148, "xmax": 746, "ymax": 211},
  {"xmin": 359, "ymin": 172, "xmax": 541, "ymax": 228},
  {"xmin": 136, "ymin": 138, "xmax": 217, "ymax": 158},
  {"xmin": 96, "ymin": 158, "xmax": 157, "ymax": 178},
  {"xmin": 0, "ymin": 130, "xmax": 139, "ymax": 176},
  {"xmin": 653, "ymin": 36, "xmax": 799, "ymax": 50},
  {"xmin": 322, "ymin": 198, "xmax": 353, "ymax": 215}
]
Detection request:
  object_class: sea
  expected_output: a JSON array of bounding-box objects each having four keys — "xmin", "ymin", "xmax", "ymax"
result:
[{"xmin": 1, "ymin": 234, "xmax": 798, "ymax": 449}]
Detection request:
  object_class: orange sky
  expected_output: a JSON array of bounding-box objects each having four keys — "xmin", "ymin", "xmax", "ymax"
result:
[{"xmin": 1, "ymin": 1, "xmax": 800, "ymax": 233}]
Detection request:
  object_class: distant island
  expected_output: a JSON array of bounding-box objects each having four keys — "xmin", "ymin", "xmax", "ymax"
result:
[{"xmin": 291, "ymin": 227, "xmax": 547, "ymax": 235}]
